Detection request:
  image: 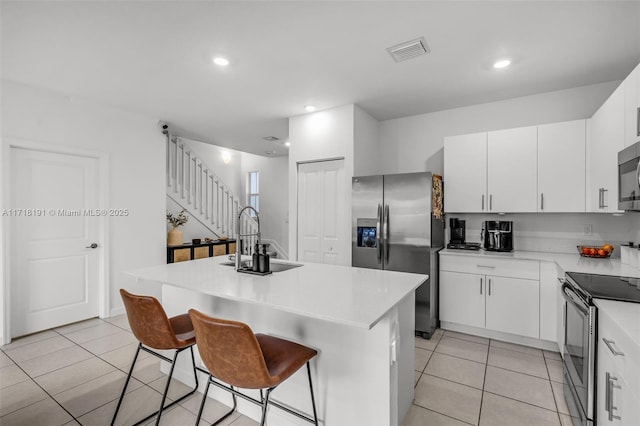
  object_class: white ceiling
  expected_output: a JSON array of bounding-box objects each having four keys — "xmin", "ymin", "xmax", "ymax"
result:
[{"xmin": 2, "ymin": 1, "xmax": 640, "ymax": 156}]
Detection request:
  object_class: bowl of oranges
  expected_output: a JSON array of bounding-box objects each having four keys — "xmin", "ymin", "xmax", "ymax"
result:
[{"xmin": 577, "ymin": 244, "xmax": 614, "ymax": 258}]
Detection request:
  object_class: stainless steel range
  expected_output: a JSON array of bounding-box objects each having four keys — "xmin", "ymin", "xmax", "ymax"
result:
[{"xmin": 561, "ymin": 272, "xmax": 640, "ymax": 426}]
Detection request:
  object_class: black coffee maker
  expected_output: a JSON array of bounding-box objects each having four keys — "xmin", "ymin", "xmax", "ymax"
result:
[
  {"xmin": 447, "ymin": 218, "xmax": 481, "ymax": 250},
  {"xmin": 482, "ymin": 221, "xmax": 513, "ymax": 252}
]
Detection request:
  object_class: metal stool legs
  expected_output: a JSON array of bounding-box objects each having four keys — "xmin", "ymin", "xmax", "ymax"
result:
[
  {"xmin": 195, "ymin": 374, "xmax": 237, "ymax": 426},
  {"xmin": 196, "ymin": 361, "xmax": 319, "ymax": 426},
  {"xmin": 111, "ymin": 343, "xmax": 199, "ymax": 426}
]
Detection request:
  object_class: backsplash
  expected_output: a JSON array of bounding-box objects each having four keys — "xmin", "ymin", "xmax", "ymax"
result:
[{"xmin": 445, "ymin": 213, "xmax": 640, "ymax": 258}]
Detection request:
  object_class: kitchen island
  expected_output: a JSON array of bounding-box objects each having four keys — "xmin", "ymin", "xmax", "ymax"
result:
[{"xmin": 125, "ymin": 256, "xmax": 426, "ymax": 426}]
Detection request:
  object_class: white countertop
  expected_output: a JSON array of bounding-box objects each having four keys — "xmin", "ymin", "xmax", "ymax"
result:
[
  {"xmin": 125, "ymin": 256, "xmax": 426, "ymax": 330},
  {"xmin": 440, "ymin": 248, "xmax": 640, "ymax": 278}
]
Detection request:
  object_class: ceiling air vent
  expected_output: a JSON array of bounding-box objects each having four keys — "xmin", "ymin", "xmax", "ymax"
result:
[
  {"xmin": 262, "ymin": 136, "xmax": 280, "ymax": 142},
  {"xmin": 387, "ymin": 37, "xmax": 430, "ymax": 62}
]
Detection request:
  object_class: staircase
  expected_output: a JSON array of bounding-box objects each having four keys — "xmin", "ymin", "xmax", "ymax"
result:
[{"xmin": 166, "ymin": 136, "xmax": 259, "ymax": 254}]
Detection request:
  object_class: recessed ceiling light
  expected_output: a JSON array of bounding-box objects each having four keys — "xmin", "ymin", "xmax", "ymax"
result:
[
  {"xmin": 265, "ymin": 150, "xmax": 276, "ymax": 156},
  {"xmin": 213, "ymin": 57, "xmax": 229, "ymax": 66},
  {"xmin": 304, "ymin": 105, "xmax": 316, "ymax": 112},
  {"xmin": 284, "ymin": 142, "xmax": 291, "ymax": 147},
  {"xmin": 493, "ymin": 59, "xmax": 511, "ymax": 69}
]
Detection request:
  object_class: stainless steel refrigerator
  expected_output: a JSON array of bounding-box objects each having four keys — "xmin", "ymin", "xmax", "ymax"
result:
[{"xmin": 352, "ymin": 172, "xmax": 444, "ymax": 338}]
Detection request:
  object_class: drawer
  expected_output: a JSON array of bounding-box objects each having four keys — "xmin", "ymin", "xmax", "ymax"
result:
[
  {"xmin": 440, "ymin": 254, "xmax": 539, "ymax": 280},
  {"xmin": 599, "ymin": 310, "xmax": 640, "ymax": 397}
]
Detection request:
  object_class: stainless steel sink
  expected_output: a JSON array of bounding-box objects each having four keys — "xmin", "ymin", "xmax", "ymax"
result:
[{"xmin": 220, "ymin": 261, "xmax": 302, "ymax": 272}]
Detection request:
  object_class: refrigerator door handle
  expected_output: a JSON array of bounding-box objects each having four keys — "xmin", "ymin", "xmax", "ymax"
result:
[
  {"xmin": 376, "ymin": 204, "xmax": 382, "ymax": 264},
  {"xmin": 384, "ymin": 204, "xmax": 390, "ymax": 263}
]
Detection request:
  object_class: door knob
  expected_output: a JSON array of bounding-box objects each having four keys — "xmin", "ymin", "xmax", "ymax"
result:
[{"xmin": 86, "ymin": 243, "xmax": 98, "ymax": 249}]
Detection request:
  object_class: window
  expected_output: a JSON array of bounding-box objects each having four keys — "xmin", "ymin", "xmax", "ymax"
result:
[{"xmin": 248, "ymin": 171, "xmax": 259, "ymax": 216}]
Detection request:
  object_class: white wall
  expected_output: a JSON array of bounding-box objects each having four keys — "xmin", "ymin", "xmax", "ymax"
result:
[
  {"xmin": 288, "ymin": 104, "xmax": 355, "ymax": 262},
  {"xmin": 354, "ymin": 105, "xmax": 380, "ymax": 176},
  {"xmin": 378, "ymin": 80, "xmax": 621, "ymax": 176},
  {"xmin": 1, "ymin": 81, "xmax": 165, "ymax": 342},
  {"xmin": 241, "ymin": 153, "xmax": 289, "ymax": 258}
]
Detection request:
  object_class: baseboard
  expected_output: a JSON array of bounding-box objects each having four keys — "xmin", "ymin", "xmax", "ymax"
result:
[
  {"xmin": 108, "ymin": 306, "xmax": 125, "ymax": 318},
  {"xmin": 440, "ymin": 321, "xmax": 560, "ymax": 352}
]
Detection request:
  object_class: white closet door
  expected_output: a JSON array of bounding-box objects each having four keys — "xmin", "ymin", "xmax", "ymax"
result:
[{"xmin": 297, "ymin": 159, "xmax": 347, "ymax": 265}]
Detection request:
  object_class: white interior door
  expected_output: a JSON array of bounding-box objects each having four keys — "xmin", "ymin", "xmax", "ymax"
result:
[
  {"xmin": 10, "ymin": 148, "xmax": 101, "ymax": 337},
  {"xmin": 297, "ymin": 159, "xmax": 347, "ymax": 265}
]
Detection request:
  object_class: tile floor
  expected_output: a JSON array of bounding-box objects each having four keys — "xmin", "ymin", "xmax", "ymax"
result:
[
  {"xmin": 0, "ymin": 316, "xmax": 257, "ymax": 426},
  {"xmin": 406, "ymin": 329, "xmax": 571, "ymax": 426},
  {"xmin": 1, "ymin": 317, "xmax": 571, "ymax": 426}
]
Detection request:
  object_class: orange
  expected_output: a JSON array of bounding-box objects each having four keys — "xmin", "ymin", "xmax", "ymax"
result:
[
  {"xmin": 597, "ymin": 249, "xmax": 607, "ymax": 257},
  {"xmin": 602, "ymin": 244, "xmax": 614, "ymax": 253}
]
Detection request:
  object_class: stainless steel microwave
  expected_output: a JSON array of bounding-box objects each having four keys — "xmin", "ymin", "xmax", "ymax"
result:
[{"xmin": 618, "ymin": 139, "xmax": 640, "ymax": 211}]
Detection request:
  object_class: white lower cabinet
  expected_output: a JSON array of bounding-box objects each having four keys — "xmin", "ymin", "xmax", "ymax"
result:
[
  {"xmin": 439, "ymin": 254, "xmax": 540, "ymax": 339},
  {"xmin": 440, "ymin": 271, "xmax": 485, "ymax": 328},
  {"xmin": 597, "ymin": 307, "xmax": 640, "ymax": 426},
  {"xmin": 485, "ymin": 275, "xmax": 539, "ymax": 338}
]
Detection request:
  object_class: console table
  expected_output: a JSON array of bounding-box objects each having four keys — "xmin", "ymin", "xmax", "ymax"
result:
[{"xmin": 166, "ymin": 239, "xmax": 236, "ymax": 263}]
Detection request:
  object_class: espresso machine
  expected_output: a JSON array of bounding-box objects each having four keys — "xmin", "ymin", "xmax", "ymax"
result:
[
  {"xmin": 447, "ymin": 218, "xmax": 481, "ymax": 250},
  {"xmin": 482, "ymin": 221, "xmax": 513, "ymax": 252}
]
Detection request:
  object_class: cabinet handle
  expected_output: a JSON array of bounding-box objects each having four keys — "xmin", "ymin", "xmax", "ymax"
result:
[
  {"xmin": 637, "ymin": 106, "xmax": 640, "ymax": 137},
  {"xmin": 598, "ymin": 188, "xmax": 603, "ymax": 209},
  {"xmin": 482, "ymin": 194, "xmax": 485, "ymax": 211},
  {"xmin": 603, "ymin": 338, "xmax": 625, "ymax": 356},
  {"xmin": 489, "ymin": 194, "xmax": 493, "ymax": 211},
  {"xmin": 477, "ymin": 265, "xmax": 495, "ymax": 269},
  {"xmin": 607, "ymin": 372, "xmax": 622, "ymax": 421},
  {"xmin": 480, "ymin": 278, "xmax": 483, "ymax": 294},
  {"xmin": 540, "ymin": 193, "xmax": 544, "ymax": 211},
  {"xmin": 488, "ymin": 278, "xmax": 492, "ymax": 296},
  {"xmin": 602, "ymin": 188, "xmax": 608, "ymax": 208}
]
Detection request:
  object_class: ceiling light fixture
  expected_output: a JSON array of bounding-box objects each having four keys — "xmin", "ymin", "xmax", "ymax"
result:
[
  {"xmin": 493, "ymin": 59, "xmax": 512, "ymax": 69},
  {"xmin": 304, "ymin": 105, "xmax": 316, "ymax": 113},
  {"xmin": 213, "ymin": 57, "xmax": 229, "ymax": 66},
  {"xmin": 284, "ymin": 142, "xmax": 291, "ymax": 147}
]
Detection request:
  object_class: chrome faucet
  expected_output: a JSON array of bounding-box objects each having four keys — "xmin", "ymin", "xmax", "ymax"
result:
[{"xmin": 235, "ymin": 206, "xmax": 260, "ymax": 271}]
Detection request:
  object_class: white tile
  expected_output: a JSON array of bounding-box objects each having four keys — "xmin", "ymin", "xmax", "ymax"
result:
[
  {"xmin": 55, "ymin": 318, "xmax": 104, "ymax": 335},
  {"xmin": 444, "ymin": 330, "xmax": 489, "ymax": 345},
  {"xmin": 487, "ymin": 347, "xmax": 548, "ymax": 379},
  {"xmin": 551, "ymin": 380, "xmax": 570, "ymax": 415},
  {"xmin": 543, "ymin": 350, "xmax": 562, "ymax": 361},
  {"xmin": 77, "ymin": 384, "xmax": 165, "ymax": 426},
  {"xmin": 98, "ymin": 342, "xmax": 151, "ymax": 371},
  {"xmin": 415, "ymin": 335, "xmax": 440, "ymax": 351},
  {"xmin": 64, "ymin": 322, "xmax": 123, "ymax": 344},
  {"xmin": 546, "ymin": 358, "xmax": 564, "ymax": 383},
  {"xmin": 480, "ymin": 392, "xmax": 560, "ymax": 426},
  {"xmin": 55, "ymin": 369, "xmax": 144, "ymax": 417},
  {"xmin": 0, "ymin": 330, "xmax": 59, "ymax": 351},
  {"xmin": 402, "ymin": 404, "xmax": 470, "ymax": 426},
  {"xmin": 4, "ymin": 336, "xmax": 75, "ymax": 363},
  {"xmin": 484, "ymin": 366, "xmax": 556, "ymax": 411},
  {"xmin": 0, "ymin": 351, "xmax": 14, "ymax": 368},
  {"xmin": 180, "ymin": 393, "xmax": 240, "ymax": 426},
  {"xmin": 0, "ymin": 397, "xmax": 73, "ymax": 425},
  {"xmin": 415, "ymin": 348, "xmax": 432, "ymax": 372},
  {"xmin": 414, "ymin": 374, "xmax": 482, "ymax": 425},
  {"xmin": 0, "ymin": 379, "xmax": 49, "ymax": 417},
  {"xmin": 80, "ymin": 330, "xmax": 137, "ymax": 355},
  {"xmin": 19, "ymin": 345, "xmax": 93, "ymax": 377},
  {"xmin": 35, "ymin": 357, "xmax": 116, "ymax": 395},
  {"xmin": 0, "ymin": 365, "xmax": 30, "ymax": 389},
  {"xmin": 424, "ymin": 352, "xmax": 486, "ymax": 389},
  {"xmin": 490, "ymin": 340, "xmax": 543, "ymax": 357},
  {"xmin": 435, "ymin": 336, "xmax": 488, "ymax": 364}
]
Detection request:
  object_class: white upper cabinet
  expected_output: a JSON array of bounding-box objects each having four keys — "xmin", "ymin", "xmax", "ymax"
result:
[
  {"xmin": 444, "ymin": 132, "xmax": 487, "ymax": 213},
  {"xmin": 623, "ymin": 62, "xmax": 640, "ymax": 148},
  {"xmin": 487, "ymin": 126, "xmax": 538, "ymax": 212},
  {"xmin": 588, "ymin": 84, "xmax": 625, "ymax": 213},
  {"xmin": 537, "ymin": 120, "xmax": 586, "ymax": 212}
]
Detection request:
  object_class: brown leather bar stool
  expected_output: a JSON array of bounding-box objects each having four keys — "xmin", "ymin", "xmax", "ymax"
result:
[
  {"xmin": 189, "ymin": 309, "xmax": 319, "ymax": 426},
  {"xmin": 112, "ymin": 289, "xmax": 199, "ymax": 426}
]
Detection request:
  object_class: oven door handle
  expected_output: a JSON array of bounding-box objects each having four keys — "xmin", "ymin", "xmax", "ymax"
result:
[{"xmin": 561, "ymin": 283, "xmax": 589, "ymax": 315}]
